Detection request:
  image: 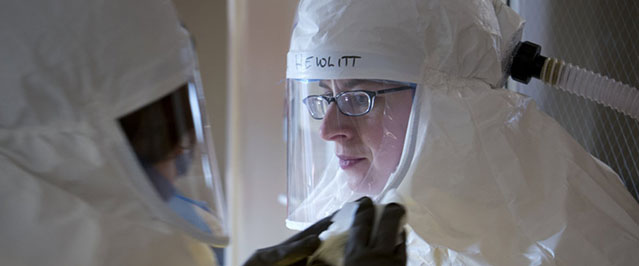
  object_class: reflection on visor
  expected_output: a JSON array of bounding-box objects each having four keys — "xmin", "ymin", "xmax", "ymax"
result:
[{"xmin": 119, "ymin": 83, "xmax": 227, "ymax": 245}]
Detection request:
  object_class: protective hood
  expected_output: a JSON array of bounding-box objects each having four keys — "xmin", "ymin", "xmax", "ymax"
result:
[
  {"xmin": 0, "ymin": 0, "xmax": 225, "ymax": 265},
  {"xmin": 285, "ymin": 0, "xmax": 639, "ymax": 265},
  {"xmin": 287, "ymin": 0, "xmax": 520, "ymax": 87}
]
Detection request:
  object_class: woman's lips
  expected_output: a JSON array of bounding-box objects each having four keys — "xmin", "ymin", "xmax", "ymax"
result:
[{"xmin": 338, "ymin": 156, "xmax": 365, "ymax": 169}]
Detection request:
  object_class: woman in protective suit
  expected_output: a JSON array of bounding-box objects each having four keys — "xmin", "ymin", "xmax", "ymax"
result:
[{"xmin": 284, "ymin": 0, "xmax": 639, "ymax": 265}]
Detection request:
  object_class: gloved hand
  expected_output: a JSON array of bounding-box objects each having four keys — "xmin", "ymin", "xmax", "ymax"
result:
[
  {"xmin": 243, "ymin": 214, "xmax": 334, "ymax": 266},
  {"xmin": 344, "ymin": 197, "xmax": 407, "ymax": 266}
]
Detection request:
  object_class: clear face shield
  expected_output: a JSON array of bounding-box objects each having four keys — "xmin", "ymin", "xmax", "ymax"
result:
[
  {"xmin": 286, "ymin": 78, "xmax": 416, "ymax": 229},
  {"xmin": 118, "ymin": 82, "xmax": 228, "ymax": 246}
]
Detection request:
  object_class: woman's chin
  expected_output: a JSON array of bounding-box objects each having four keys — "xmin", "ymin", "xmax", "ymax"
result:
[{"xmin": 347, "ymin": 175, "xmax": 383, "ymax": 195}]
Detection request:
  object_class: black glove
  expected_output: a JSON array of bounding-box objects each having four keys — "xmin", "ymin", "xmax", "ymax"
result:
[
  {"xmin": 243, "ymin": 214, "xmax": 334, "ymax": 266},
  {"xmin": 344, "ymin": 197, "xmax": 407, "ymax": 266}
]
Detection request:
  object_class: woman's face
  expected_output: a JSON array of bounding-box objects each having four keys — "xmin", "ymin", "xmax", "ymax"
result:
[{"xmin": 319, "ymin": 79, "xmax": 414, "ymax": 194}]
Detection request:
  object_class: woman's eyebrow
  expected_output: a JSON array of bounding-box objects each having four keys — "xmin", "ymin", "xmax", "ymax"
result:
[
  {"xmin": 319, "ymin": 81, "xmax": 331, "ymax": 89},
  {"xmin": 320, "ymin": 79, "xmax": 367, "ymax": 91},
  {"xmin": 341, "ymin": 79, "xmax": 366, "ymax": 89},
  {"xmin": 318, "ymin": 79, "xmax": 369, "ymax": 93}
]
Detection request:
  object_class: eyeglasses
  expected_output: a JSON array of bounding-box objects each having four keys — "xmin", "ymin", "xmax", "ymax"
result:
[{"xmin": 302, "ymin": 86, "xmax": 414, "ymax": 120}]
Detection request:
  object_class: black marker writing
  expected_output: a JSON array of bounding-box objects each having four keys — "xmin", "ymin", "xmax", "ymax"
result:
[
  {"xmin": 305, "ymin": 56, "xmax": 313, "ymax": 69},
  {"xmin": 316, "ymin": 57, "xmax": 335, "ymax": 67},
  {"xmin": 296, "ymin": 55, "xmax": 362, "ymax": 70},
  {"xmin": 338, "ymin": 56, "xmax": 361, "ymax": 67}
]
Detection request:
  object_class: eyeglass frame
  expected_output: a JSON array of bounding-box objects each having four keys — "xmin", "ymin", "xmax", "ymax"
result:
[{"xmin": 302, "ymin": 85, "xmax": 415, "ymax": 120}]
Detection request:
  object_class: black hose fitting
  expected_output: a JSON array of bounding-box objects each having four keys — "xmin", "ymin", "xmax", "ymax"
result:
[{"xmin": 510, "ymin": 41, "xmax": 547, "ymax": 84}]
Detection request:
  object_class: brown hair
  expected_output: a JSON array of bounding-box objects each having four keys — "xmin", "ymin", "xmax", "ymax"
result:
[{"xmin": 119, "ymin": 84, "xmax": 195, "ymax": 165}]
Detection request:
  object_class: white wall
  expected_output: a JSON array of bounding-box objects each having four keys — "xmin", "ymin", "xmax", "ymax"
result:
[
  {"xmin": 172, "ymin": 0, "xmax": 301, "ymax": 264},
  {"xmin": 227, "ymin": 0, "xmax": 300, "ymax": 264}
]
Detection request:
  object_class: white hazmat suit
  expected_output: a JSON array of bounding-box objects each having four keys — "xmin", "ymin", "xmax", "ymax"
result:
[
  {"xmin": 0, "ymin": 0, "xmax": 227, "ymax": 265},
  {"xmin": 285, "ymin": 0, "xmax": 639, "ymax": 265}
]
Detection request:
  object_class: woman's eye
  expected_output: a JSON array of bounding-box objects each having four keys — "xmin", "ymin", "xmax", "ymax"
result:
[{"xmin": 355, "ymin": 95, "xmax": 368, "ymax": 103}]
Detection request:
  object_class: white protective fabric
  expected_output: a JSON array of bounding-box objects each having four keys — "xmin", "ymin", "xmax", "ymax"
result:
[
  {"xmin": 286, "ymin": 0, "xmax": 639, "ymax": 265},
  {"xmin": 0, "ymin": 0, "xmax": 222, "ymax": 265}
]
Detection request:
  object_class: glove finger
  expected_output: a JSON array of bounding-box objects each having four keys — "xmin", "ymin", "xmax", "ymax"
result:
[
  {"xmin": 284, "ymin": 213, "xmax": 334, "ymax": 244},
  {"xmin": 373, "ymin": 203, "xmax": 406, "ymax": 251},
  {"xmin": 345, "ymin": 197, "xmax": 375, "ymax": 254},
  {"xmin": 243, "ymin": 246, "xmax": 285, "ymax": 266},
  {"xmin": 307, "ymin": 259, "xmax": 332, "ymax": 266},
  {"xmin": 274, "ymin": 235, "xmax": 322, "ymax": 266},
  {"xmin": 393, "ymin": 230, "xmax": 408, "ymax": 264},
  {"xmin": 355, "ymin": 196, "xmax": 370, "ymax": 202},
  {"xmin": 301, "ymin": 213, "xmax": 335, "ymax": 237}
]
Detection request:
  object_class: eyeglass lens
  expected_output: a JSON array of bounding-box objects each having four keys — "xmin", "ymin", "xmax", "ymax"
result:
[
  {"xmin": 303, "ymin": 86, "xmax": 413, "ymax": 119},
  {"xmin": 304, "ymin": 91, "xmax": 372, "ymax": 119}
]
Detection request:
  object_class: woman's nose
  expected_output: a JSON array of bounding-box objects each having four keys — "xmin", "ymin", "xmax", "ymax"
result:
[{"xmin": 319, "ymin": 102, "xmax": 353, "ymax": 141}]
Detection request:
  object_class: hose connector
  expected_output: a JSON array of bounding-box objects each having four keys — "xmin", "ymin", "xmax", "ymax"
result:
[{"xmin": 510, "ymin": 41, "xmax": 547, "ymax": 84}]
